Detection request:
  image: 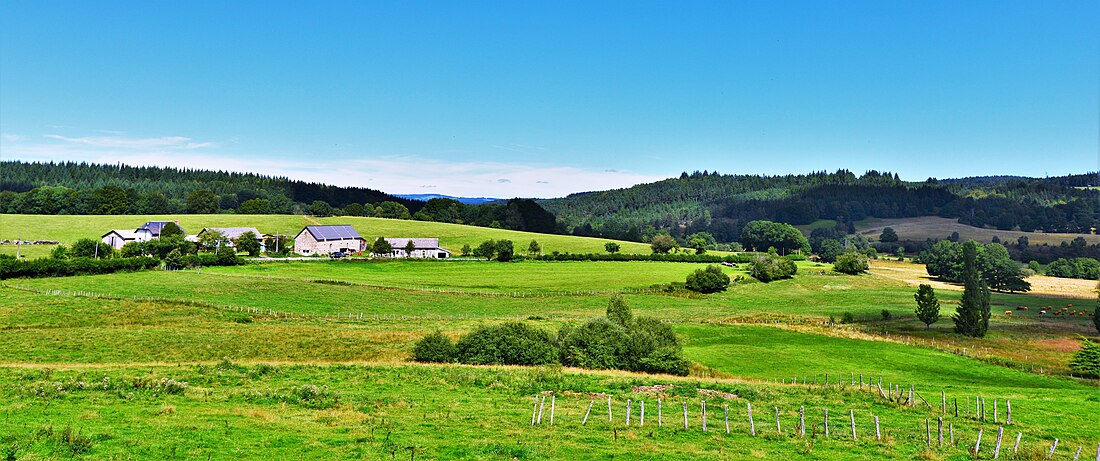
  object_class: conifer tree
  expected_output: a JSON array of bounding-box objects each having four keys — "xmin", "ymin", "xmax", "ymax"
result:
[
  {"xmin": 954, "ymin": 241, "xmax": 991, "ymax": 337},
  {"xmin": 914, "ymin": 284, "xmax": 940, "ymax": 330}
]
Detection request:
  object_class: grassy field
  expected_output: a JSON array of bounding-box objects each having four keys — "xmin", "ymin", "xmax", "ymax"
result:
[
  {"xmin": 2, "ymin": 215, "xmax": 1099, "ymax": 459},
  {"xmin": 0, "ymin": 214, "xmax": 653, "ymax": 255},
  {"xmin": 853, "ymin": 216, "xmax": 1100, "ymax": 246}
]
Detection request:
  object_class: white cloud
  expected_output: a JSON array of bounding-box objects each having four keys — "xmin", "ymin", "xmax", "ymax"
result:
[
  {"xmin": 43, "ymin": 134, "xmax": 215, "ymax": 150},
  {"xmin": 0, "ymin": 133, "xmax": 23, "ymax": 142},
  {"xmin": 0, "ymin": 133, "xmax": 663, "ymax": 197}
]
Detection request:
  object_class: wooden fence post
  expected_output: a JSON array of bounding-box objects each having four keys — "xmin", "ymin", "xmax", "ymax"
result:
[
  {"xmin": 950, "ymin": 423, "xmax": 955, "ymax": 447},
  {"xmin": 725, "ymin": 404, "xmax": 730, "ymax": 434},
  {"xmin": 1014, "ymin": 432, "xmax": 1022, "ymax": 454},
  {"xmin": 583, "ymin": 400, "xmax": 594, "ymax": 426},
  {"xmin": 850, "ymin": 410, "xmax": 857, "ymax": 441},
  {"xmin": 1006, "ymin": 400, "xmax": 1011, "ymax": 425},
  {"xmin": 800, "ymin": 406, "xmax": 806, "ymax": 437},
  {"xmin": 1049, "ymin": 439, "xmax": 1059, "ymax": 458},
  {"xmin": 550, "ymin": 395, "xmax": 555, "ymax": 425},
  {"xmin": 626, "ymin": 399, "xmax": 631, "ymax": 426},
  {"xmin": 874, "ymin": 415, "xmax": 881, "ymax": 441},
  {"xmin": 658, "ymin": 398, "xmax": 662, "ymax": 427},
  {"xmin": 994, "ymin": 426, "xmax": 1003, "ymax": 459},
  {"xmin": 824, "ymin": 409, "xmax": 829, "ymax": 438},
  {"xmin": 608, "ymin": 396, "xmax": 613, "ymax": 422},
  {"xmin": 955, "ymin": 398, "xmax": 959, "ymax": 417},
  {"xmin": 994, "ymin": 399, "xmax": 999, "ymax": 423},
  {"xmin": 747, "ymin": 402, "xmax": 755, "ymax": 436},
  {"xmin": 942, "ymin": 390, "xmax": 946, "ymax": 413},
  {"xmin": 1073, "ymin": 445, "xmax": 1082, "ymax": 461},
  {"xmin": 938, "ymin": 417, "xmax": 943, "ymax": 446},
  {"xmin": 640, "ymin": 400, "xmax": 645, "ymax": 427},
  {"xmin": 683, "ymin": 401, "xmax": 689, "ymax": 430},
  {"xmin": 537, "ymin": 395, "xmax": 545, "ymax": 425},
  {"xmin": 975, "ymin": 428, "xmax": 983, "ymax": 454},
  {"xmin": 775, "ymin": 407, "xmax": 781, "ymax": 433},
  {"xmin": 926, "ymin": 419, "xmax": 931, "ymax": 445},
  {"xmin": 531, "ymin": 396, "xmax": 539, "ymax": 425},
  {"xmin": 702, "ymin": 400, "xmax": 707, "ymax": 433}
]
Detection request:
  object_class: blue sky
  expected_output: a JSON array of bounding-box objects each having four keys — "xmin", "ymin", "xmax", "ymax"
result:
[{"xmin": 2, "ymin": 1, "xmax": 1097, "ymax": 197}]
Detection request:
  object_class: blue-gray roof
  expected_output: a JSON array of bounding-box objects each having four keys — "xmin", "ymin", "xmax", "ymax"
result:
[
  {"xmin": 303, "ymin": 225, "xmax": 362, "ymax": 241},
  {"xmin": 137, "ymin": 221, "xmax": 184, "ymax": 236}
]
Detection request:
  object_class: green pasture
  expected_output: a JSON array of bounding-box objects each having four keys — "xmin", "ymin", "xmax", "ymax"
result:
[{"xmin": 0, "ymin": 213, "xmax": 652, "ymax": 254}]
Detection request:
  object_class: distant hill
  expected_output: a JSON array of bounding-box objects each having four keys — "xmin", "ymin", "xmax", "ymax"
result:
[
  {"xmin": 395, "ymin": 194, "xmax": 503, "ymax": 205},
  {"xmin": 539, "ymin": 169, "xmax": 1099, "ymax": 243}
]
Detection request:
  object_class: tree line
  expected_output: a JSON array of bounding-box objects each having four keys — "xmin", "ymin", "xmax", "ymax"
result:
[{"xmin": 541, "ymin": 169, "xmax": 1099, "ymax": 244}]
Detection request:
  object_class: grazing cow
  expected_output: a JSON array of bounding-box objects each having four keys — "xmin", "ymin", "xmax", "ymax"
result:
[
  {"xmin": 1016, "ymin": 306, "xmax": 1029, "ymax": 310},
  {"xmin": 1003, "ymin": 311, "xmax": 1013, "ymax": 316},
  {"xmin": 1039, "ymin": 310, "xmax": 1047, "ymax": 315}
]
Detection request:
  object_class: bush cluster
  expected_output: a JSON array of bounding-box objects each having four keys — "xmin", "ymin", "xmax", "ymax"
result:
[
  {"xmin": 748, "ymin": 253, "xmax": 798, "ymax": 282},
  {"xmin": 685, "ymin": 265, "xmax": 731, "ymax": 293},
  {"xmin": 412, "ymin": 297, "xmax": 690, "ymax": 376},
  {"xmin": 0, "ymin": 256, "xmax": 160, "ymax": 279},
  {"xmin": 1045, "ymin": 257, "xmax": 1100, "ymax": 280},
  {"xmin": 833, "ymin": 252, "xmax": 870, "ymax": 275},
  {"xmin": 1070, "ymin": 339, "xmax": 1100, "ymax": 378}
]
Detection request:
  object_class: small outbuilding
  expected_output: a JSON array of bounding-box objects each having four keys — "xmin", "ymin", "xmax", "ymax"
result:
[
  {"xmin": 134, "ymin": 221, "xmax": 184, "ymax": 241},
  {"xmin": 294, "ymin": 225, "xmax": 365, "ymax": 255},
  {"xmin": 197, "ymin": 227, "xmax": 265, "ymax": 251}
]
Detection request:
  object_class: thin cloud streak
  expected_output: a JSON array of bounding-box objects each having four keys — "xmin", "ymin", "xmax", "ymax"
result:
[
  {"xmin": 1, "ymin": 139, "xmax": 662, "ymax": 198},
  {"xmin": 44, "ymin": 134, "xmax": 215, "ymax": 150}
]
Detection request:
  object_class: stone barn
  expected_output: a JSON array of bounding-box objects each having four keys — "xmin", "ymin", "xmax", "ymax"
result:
[{"xmin": 294, "ymin": 225, "xmax": 365, "ymax": 255}]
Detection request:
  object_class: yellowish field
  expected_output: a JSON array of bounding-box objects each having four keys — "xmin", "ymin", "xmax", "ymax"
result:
[
  {"xmin": 856, "ymin": 216, "xmax": 1100, "ymax": 245},
  {"xmin": 870, "ymin": 259, "xmax": 1097, "ymax": 298}
]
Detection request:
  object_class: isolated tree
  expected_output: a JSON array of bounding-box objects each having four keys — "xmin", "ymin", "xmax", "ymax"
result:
[
  {"xmin": 234, "ymin": 231, "xmax": 261, "ymax": 256},
  {"xmin": 949, "ymin": 231, "xmax": 960, "ymax": 242},
  {"xmin": 605, "ymin": 242, "xmax": 621, "ymax": 254},
  {"xmin": 495, "ymin": 239, "xmax": 514, "ymax": 262},
  {"xmin": 688, "ymin": 232, "xmax": 716, "ymax": 255},
  {"xmin": 403, "ymin": 239, "xmax": 417, "ymax": 257},
  {"xmin": 685, "ymin": 265, "xmax": 731, "ymax": 293},
  {"xmin": 954, "ymin": 241, "xmax": 991, "ymax": 337},
  {"xmin": 164, "ymin": 248, "xmax": 183, "ymax": 270},
  {"xmin": 914, "ymin": 284, "xmax": 941, "ymax": 330},
  {"xmin": 159, "ymin": 222, "xmax": 184, "ymax": 238},
  {"xmin": 198, "ymin": 230, "xmax": 230, "ymax": 252},
  {"xmin": 71, "ymin": 238, "xmax": 112, "ymax": 259},
  {"xmin": 473, "ymin": 240, "xmax": 497, "ymax": 260},
  {"xmin": 371, "ymin": 237, "xmax": 393, "ymax": 256},
  {"xmin": 186, "ymin": 189, "xmax": 220, "ymax": 214},
  {"xmin": 650, "ymin": 234, "xmax": 676, "ymax": 254},
  {"xmin": 460, "ymin": 244, "xmax": 472, "ymax": 257},
  {"xmin": 879, "ymin": 227, "xmax": 899, "ymax": 243},
  {"xmin": 1069, "ymin": 339, "xmax": 1100, "ymax": 378},
  {"xmin": 307, "ymin": 200, "xmax": 334, "ymax": 217},
  {"xmin": 527, "ymin": 240, "xmax": 541, "ymax": 257},
  {"xmin": 412, "ymin": 331, "xmax": 456, "ymax": 363}
]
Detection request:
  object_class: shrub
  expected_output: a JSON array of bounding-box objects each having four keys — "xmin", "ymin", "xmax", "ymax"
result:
[
  {"xmin": 685, "ymin": 265, "xmax": 731, "ymax": 293},
  {"xmin": 841, "ymin": 312, "xmax": 855, "ymax": 324},
  {"xmin": 70, "ymin": 238, "xmax": 114, "ymax": 259},
  {"xmin": 455, "ymin": 322, "xmax": 558, "ymax": 366},
  {"xmin": 880, "ymin": 309, "xmax": 892, "ymax": 321},
  {"xmin": 1069, "ymin": 339, "xmax": 1100, "ymax": 378},
  {"xmin": 495, "ymin": 239, "xmax": 514, "ymax": 262},
  {"xmin": 0, "ymin": 256, "xmax": 160, "ymax": 279},
  {"xmin": 559, "ymin": 317, "xmax": 629, "ymax": 370},
  {"xmin": 412, "ymin": 331, "xmax": 457, "ymax": 363},
  {"xmin": 833, "ymin": 252, "xmax": 869, "ymax": 275},
  {"xmin": 605, "ymin": 242, "xmax": 620, "ymax": 254},
  {"xmin": 748, "ymin": 253, "xmax": 797, "ymax": 282}
]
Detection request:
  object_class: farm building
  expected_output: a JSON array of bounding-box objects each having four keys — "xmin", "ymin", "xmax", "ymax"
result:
[
  {"xmin": 101, "ymin": 230, "xmax": 141, "ymax": 249},
  {"xmin": 294, "ymin": 225, "xmax": 365, "ymax": 255},
  {"xmin": 134, "ymin": 221, "xmax": 184, "ymax": 241},
  {"xmin": 382, "ymin": 238, "xmax": 451, "ymax": 259},
  {"xmin": 197, "ymin": 227, "xmax": 266, "ymax": 251}
]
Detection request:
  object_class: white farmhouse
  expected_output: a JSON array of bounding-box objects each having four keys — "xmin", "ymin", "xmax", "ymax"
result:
[
  {"xmin": 101, "ymin": 230, "xmax": 141, "ymax": 249},
  {"xmin": 294, "ymin": 225, "xmax": 365, "ymax": 255},
  {"xmin": 383, "ymin": 238, "xmax": 451, "ymax": 259}
]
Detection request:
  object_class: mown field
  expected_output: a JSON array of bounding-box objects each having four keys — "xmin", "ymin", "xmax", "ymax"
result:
[
  {"xmin": 2, "ymin": 217, "xmax": 1099, "ymax": 459},
  {"xmin": 0, "ymin": 213, "xmax": 653, "ymax": 255},
  {"xmin": 853, "ymin": 216, "xmax": 1100, "ymax": 246}
]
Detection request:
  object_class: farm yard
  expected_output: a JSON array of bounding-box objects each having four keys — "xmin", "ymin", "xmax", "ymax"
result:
[{"xmin": 1, "ymin": 216, "xmax": 1099, "ymax": 460}]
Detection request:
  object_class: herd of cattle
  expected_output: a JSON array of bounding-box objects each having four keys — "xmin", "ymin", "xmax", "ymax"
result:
[{"xmin": 1004, "ymin": 304, "xmax": 1090, "ymax": 317}]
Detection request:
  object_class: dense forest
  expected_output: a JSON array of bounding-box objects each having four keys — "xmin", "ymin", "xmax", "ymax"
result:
[
  {"xmin": 540, "ymin": 170, "xmax": 1100, "ymax": 243},
  {"xmin": 0, "ymin": 161, "xmax": 560, "ymax": 234}
]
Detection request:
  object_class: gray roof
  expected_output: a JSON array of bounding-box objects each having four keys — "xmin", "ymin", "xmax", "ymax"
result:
[
  {"xmin": 200, "ymin": 227, "xmax": 261, "ymax": 240},
  {"xmin": 136, "ymin": 221, "xmax": 184, "ymax": 236},
  {"xmin": 302, "ymin": 225, "xmax": 362, "ymax": 241},
  {"xmin": 102, "ymin": 229, "xmax": 141, "ymax": 239},
  {"xmin": 384, "ymin": 238, "xmax": 441, "ymax": 249}
]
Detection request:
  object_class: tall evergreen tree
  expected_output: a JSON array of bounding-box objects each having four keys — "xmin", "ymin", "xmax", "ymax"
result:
[
  {"xmin": 914, "ymin": 284, "xmax": 940, "ymax": 330},
  {"xmin": 954, "ymin": 241, "xmax": 991, "ymax": 337},
  {"xmin": 1094, "ymin": 287, "xmax": 1100, "ymax": 334}
]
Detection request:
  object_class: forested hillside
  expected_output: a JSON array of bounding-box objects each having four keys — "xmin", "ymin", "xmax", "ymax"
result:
[
  {"xmin": 540, "ymin": 170, "xmax": 1099, "ymax": 243},
  {"xmin": 0, "ymin": 161, "xmax": 560, "ymax": 234}
]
